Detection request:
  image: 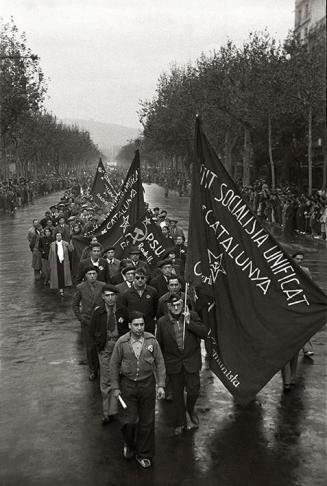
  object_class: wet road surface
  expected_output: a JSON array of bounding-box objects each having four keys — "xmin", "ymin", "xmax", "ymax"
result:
[{"xmin": 0, "ymin": 184, "xmax": 326, "ymax": 486}]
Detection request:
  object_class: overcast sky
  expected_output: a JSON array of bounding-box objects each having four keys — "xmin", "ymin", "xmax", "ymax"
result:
[{"xmin": 2, "ymin": 0, "xmax": 294, "ymax": 128}]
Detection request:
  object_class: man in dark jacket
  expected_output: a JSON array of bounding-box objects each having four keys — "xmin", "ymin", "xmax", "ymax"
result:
[
  {"xmin": 77, "ymin": 242, "xmax": 110, "ymax": 284},
  {"xmin": 128, "ymin": 248, "xmax": 151, "ymax": 275},
  {"xmin": 119, "ymin": 267, "xmax": 158, "ymax": 333},
  {"xmin": 53, "ymin": 215, "xmax": 71, "ymax": 242},
  {"xmin": 157, "ymin": 275, "xmax": 192, "ymax": 319},
  {"xmin": 149, "ymin": 259, "xmax": 173, "ymax": 298},
  {"xmin": 72, "ymin": 266, "xmax": 105, "ymax": 380},
  {"xmin": 105, "ymin": 246, "xmax": 121, "ymax": 280},
  {"xmin": 89, "ymin": 284, "xmax": 129, "ymax": 423},
  {"xmin": 156, "ymin": 294, "xmax": 208, "ymax": 435},
  {"xmin": 115, "ymin": 265, "xmax": 135, "ymax": 294}
]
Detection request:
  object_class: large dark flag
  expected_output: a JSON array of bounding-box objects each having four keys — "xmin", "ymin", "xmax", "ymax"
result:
[
  {"xmin": 90, "ymin": 158, "xmax": 117, "ymax": 207},
  {"xmin": 73, "ymin": 150, "xmax": 145, "ymax": 258},
  {"xmin": 185, "ymin": 118, "xmax": 327, "ymax": 405},
  {"xmin": 116, "ymin": 210, "xmax": 172, "ymax": 267}
]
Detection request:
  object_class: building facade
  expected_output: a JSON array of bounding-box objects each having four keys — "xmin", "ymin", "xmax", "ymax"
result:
[{"xmin": 294, "ymin": 0, "xmax": 326, "ymax": 40}]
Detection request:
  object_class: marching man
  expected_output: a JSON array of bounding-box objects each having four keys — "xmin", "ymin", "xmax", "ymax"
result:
[
  {"xmin": 156, "ymin": 294, "xmax": 208, "ymax": 435},
  {"xmin": 110, "ymin": 311, "xmax": 166, "ymax": 468}
]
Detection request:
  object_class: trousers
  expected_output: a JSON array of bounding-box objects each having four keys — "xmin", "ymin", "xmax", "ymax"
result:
[
  {"xmin": 119, "ymin": 375, "xmax": 156, "ymax": 459},
  {"xmin": 169, "ymin": 369, "xmax": 200, "ymax": 427},
  {"xmin": 81, "ymin": 321, "xmax": 99, "ymax": 374},
  {"xmin": 98, "ymin": 339, "xmax": 118, "ymax": 416}
]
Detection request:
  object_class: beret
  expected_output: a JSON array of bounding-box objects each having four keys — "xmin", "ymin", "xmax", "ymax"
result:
[
  {"xmin": 157, "ymin": 258, "xmax": 173, "ymax": 268},
  {"xmin": 102, "ymin": 284, "xmax": 119, "ymax": 294},
  {"xmin": 129, "ymin": 247, "xmax": 141, "ymax": 255},
  {"xmin": 83, "ymin": 265, "xmax": 99, "ymax": 276},
  {"xmin": 121, "ymin": 265, "xmax": 135, "ymax": 275}
]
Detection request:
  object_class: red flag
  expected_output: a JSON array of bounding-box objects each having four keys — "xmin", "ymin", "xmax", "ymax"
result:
[{"xmin": 185, "ymin": 117, "xmax": 327, "ymax": 405}]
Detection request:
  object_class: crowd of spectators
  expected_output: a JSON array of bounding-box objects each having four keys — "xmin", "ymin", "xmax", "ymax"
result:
[
  {"xmin": 142, "ymin": 168, "xmax": 191, "ymax": 196},
  {"xmin": 0, "ymin": 171, "xmax": 92, "ymax": 213},
  {"xmin": 241, "ymin": 181, "xmax": 327, "ymax": 240}
]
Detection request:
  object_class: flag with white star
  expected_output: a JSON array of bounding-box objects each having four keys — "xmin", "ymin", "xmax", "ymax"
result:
[
  {"xmin": 115, "ymin": 210, "xmax": 172, "ymax": 268},
  {"xmin": 185, "ymin": 117, "xmax": 327, "ymax": 405}
]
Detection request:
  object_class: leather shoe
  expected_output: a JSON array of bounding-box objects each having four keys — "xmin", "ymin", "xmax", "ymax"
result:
[
  {"xmin": 101, "ymin": 415, "xmax": 113, "ymax": 425},
  {"xmin": 188, "ymin": 411, "xmax": 199, "ymax": 427},
  {"xmin": 173, "ymin": 426, "xmax": 185, "ymax": 436},
  {"xmin": 123, "ymin": 444, "xmax": 134, "ymax": 460},
  {"xmin": 136, "ymin": 456, "xmax": 152, "ymax": 468}
]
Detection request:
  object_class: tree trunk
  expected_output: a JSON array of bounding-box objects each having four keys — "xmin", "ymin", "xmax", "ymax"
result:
[
  {"xmin": 242, "ymin": 126, "xmax": 252, "ymax": 186},
  {"xmin": 224, "ymin": 128, "xmax": 232, "ymax": 175},
  {"xmin": 268, "ymin": 113, "xmax": 276, "ymax": 190},
  {"xmin": 323, "ymin": 143, "xmax": 327, "ymax": 188},
  {"xmin": 308, "ymin": 104, "xmax": 313, "ymax": 195}
]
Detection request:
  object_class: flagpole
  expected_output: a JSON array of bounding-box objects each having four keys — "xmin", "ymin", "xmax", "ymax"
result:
[{"xmin": 182, "ymin": 282, "xmax": 189, "ymax": 349}]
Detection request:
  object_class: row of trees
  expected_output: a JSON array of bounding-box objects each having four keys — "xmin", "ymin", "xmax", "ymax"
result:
[
  {"xmin": 0, "ymin": 18, "xmax": 101, "ymax": 180},
  {"xmin": 118, "ymin": 29, "xmax": 325, "ymax": 193}
]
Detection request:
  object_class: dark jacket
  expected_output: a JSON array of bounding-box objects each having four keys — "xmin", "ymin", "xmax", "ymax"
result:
[
  {"xmin": 53, "ymin": 224, "xmax": 70, "ymax": 243},
  {"xmin": 77, "ymin": 257, "xmax": 111, "ymax": 284},
  {"xmin": 115, "ymin": 280, "xmax": 133, "ymax": 295},
  {"xmin": 106, "ymin": 258, "xmax": 121, "ymax": 279},
  {"xmin": 38, "ymin": 235, "xmax": 53, "ymax": 259},
  {"xmin": 89, "ymin": 303, "xmax": 129, "ymax": 351},
  {"xmin": 72, "ymin": 280, "xmax": 105, "ymax": 323},
  {"xmin": 149, "ymin": 273, "xmax": 169, "ymax": 298},
  {"xmin": 156, "ymin": 311, "xmax": 208, "ymax": 374},
  {"xmin": 119, "ymin": 285, "xmax": 158, "ymax": 333}
]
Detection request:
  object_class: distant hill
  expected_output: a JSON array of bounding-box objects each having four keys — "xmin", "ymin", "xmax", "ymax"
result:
[{"xmin": 61, "ymin": 118, "xmax": 140, "ymax": 159}]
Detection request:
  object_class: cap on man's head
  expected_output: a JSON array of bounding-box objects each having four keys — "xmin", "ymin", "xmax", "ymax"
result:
[
  {"xmin": 83, "ymin": 265, "xmax": 99, "ymax": 276},
  {"xmin": 121, "ymin": 258, "xmax": 133, "ymax": 268},
  {"xmin": 129, "ymin": 247, "xmax": 141, "ymax": 255},
  {"xmin": 153, "ymin": 207, "xmax": 159, "ymax": 211},
  {"xmin": 168, "ymin": 294, "xmax": 183, "ymax": 305},
  {"xmin": 165, "ymin": 249, "xmax": 176, "ymax": 258},
  {"xmin": 107, "ymin": 246, "xmax": 115, "ymax": 251},
  {"xmin": 121, "ymin": 265, "xmax": 135, "ymax": 275},
  {"xmin": 90, "ymin": 241, "xmax": 102, "ymax": 248},
  {"xmin": 102, "ymin": 284, "xmax": 119, "ymax": 294},
  {"xmin": 157, "ymin": 258, "xmax": 173, "ymax": 268}
]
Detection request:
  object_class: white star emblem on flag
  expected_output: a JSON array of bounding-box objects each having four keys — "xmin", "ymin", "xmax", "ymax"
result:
[
  {"xmin": 207, "ymin": 249, "xmax": 227, "ymax": 282},
  {"xmin": 120, "ymin": 215, "xmax": 130, "ymax": 233}
]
